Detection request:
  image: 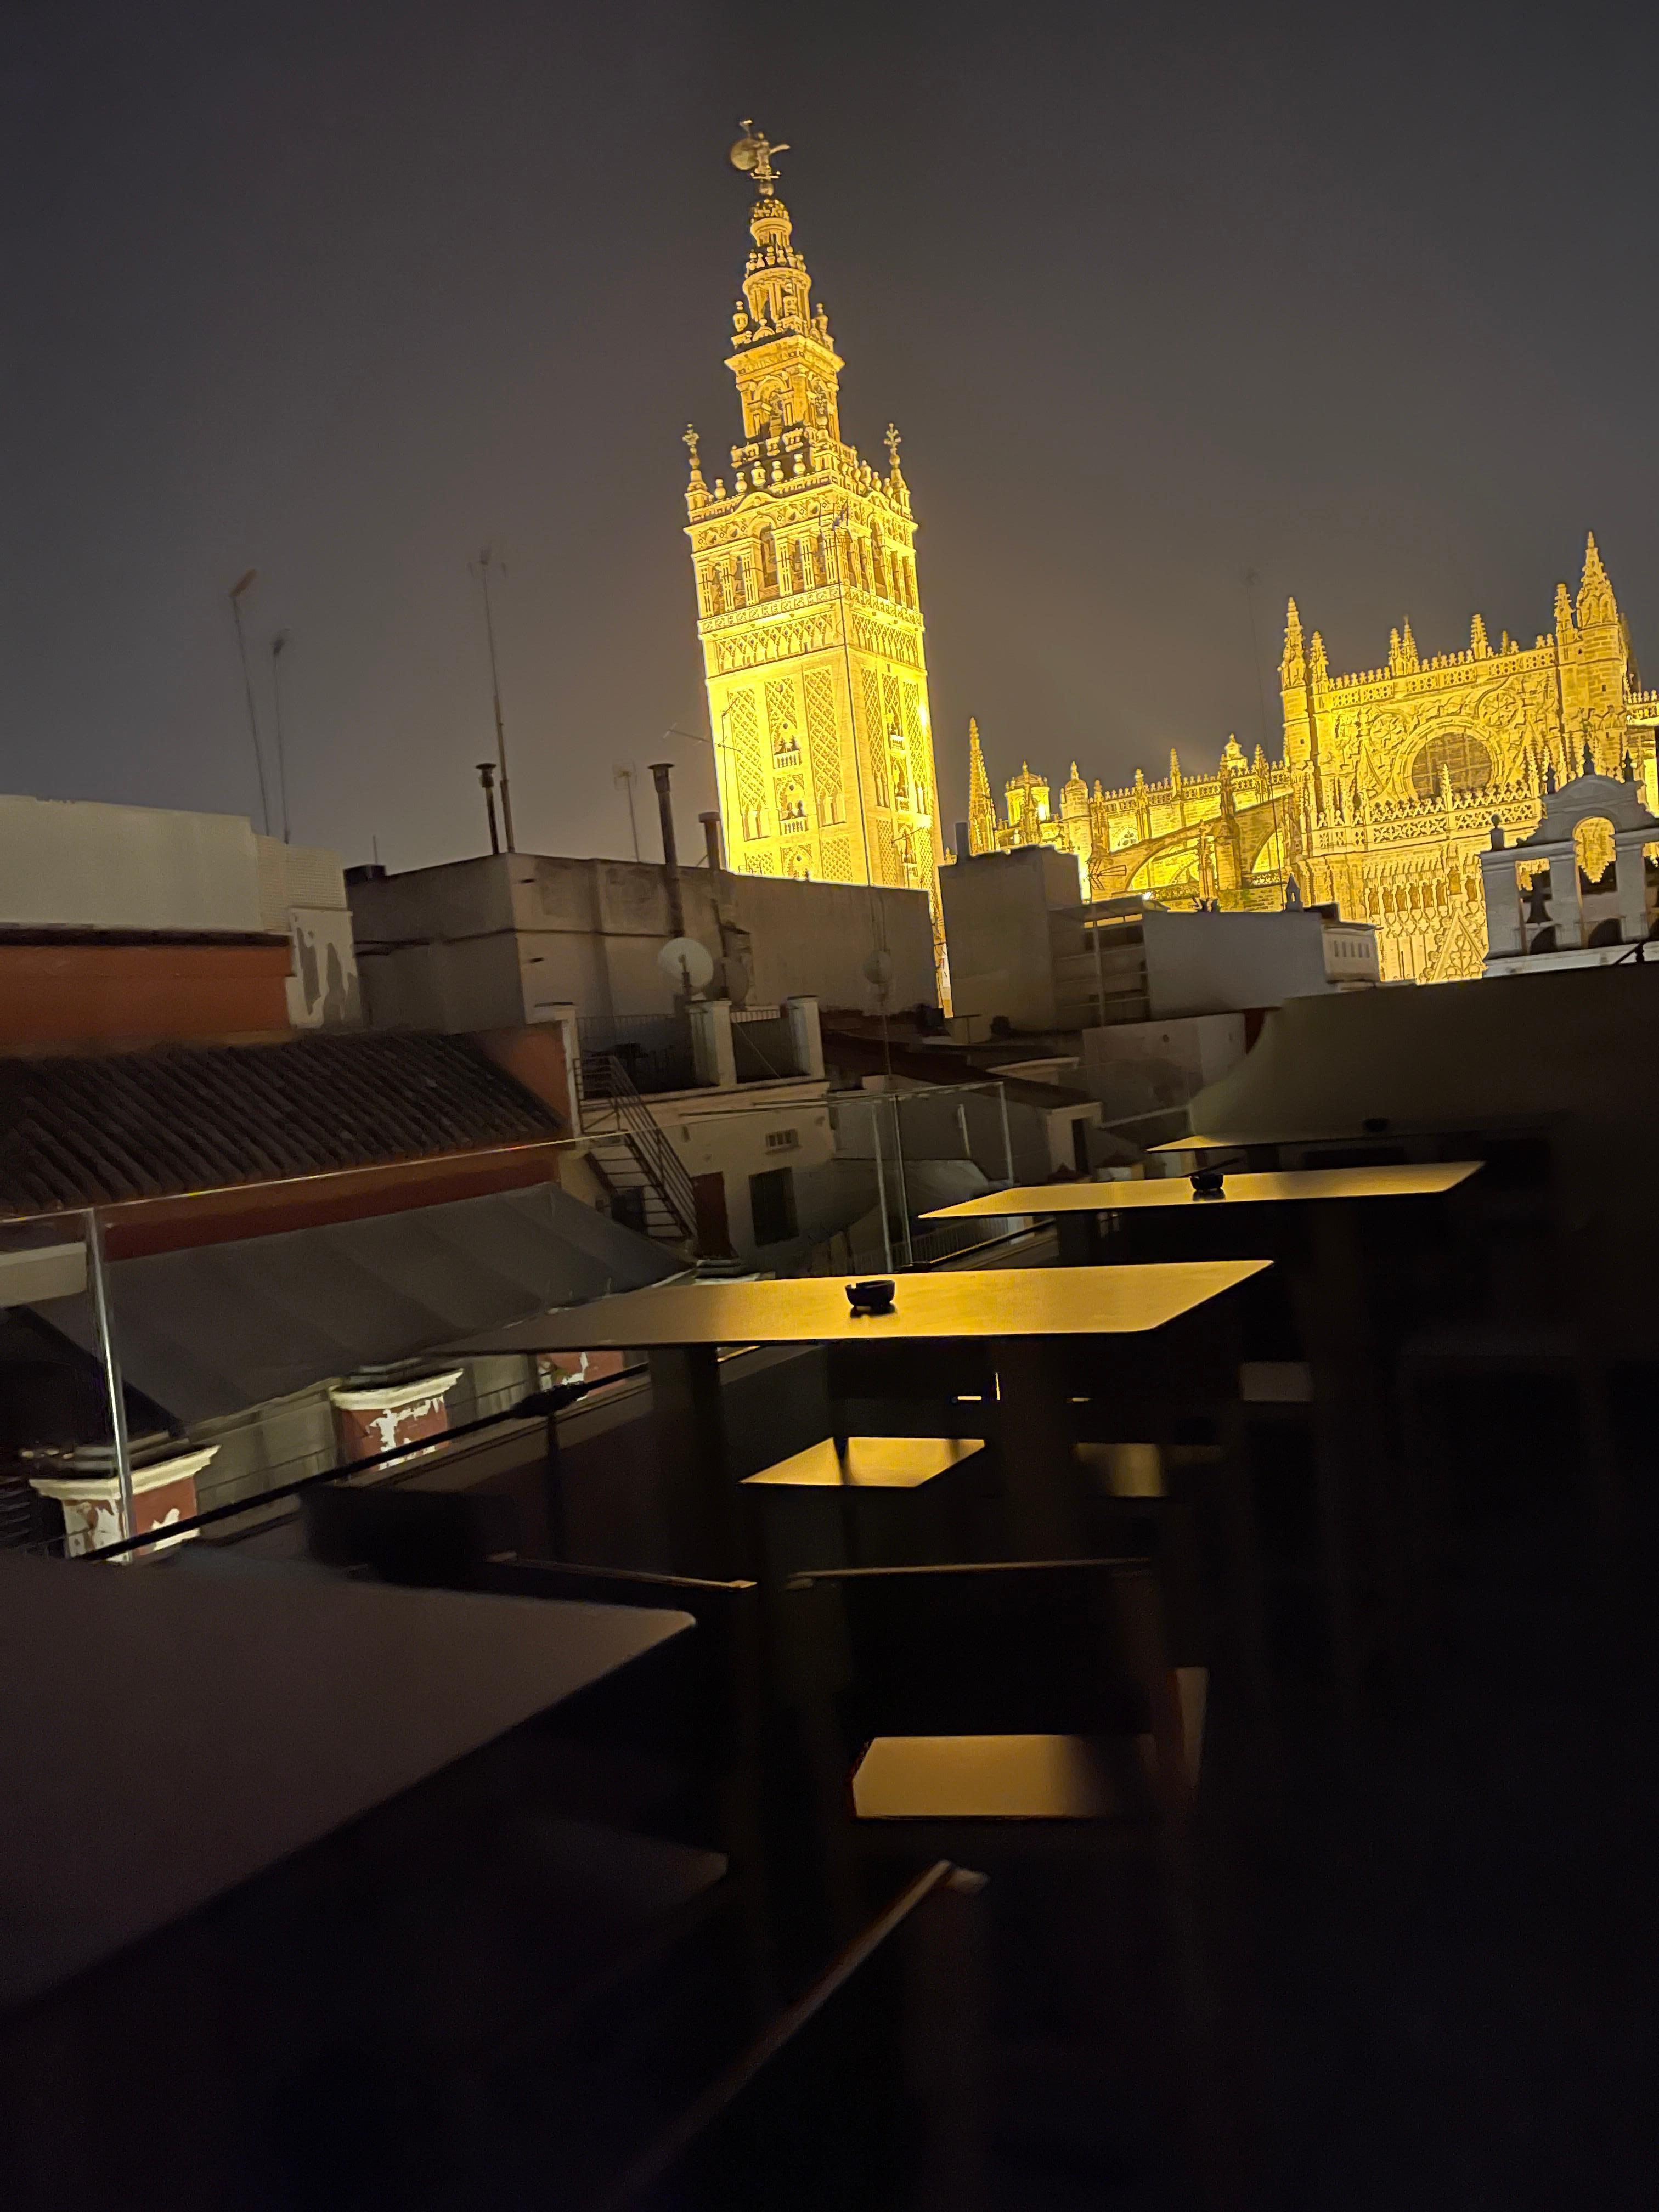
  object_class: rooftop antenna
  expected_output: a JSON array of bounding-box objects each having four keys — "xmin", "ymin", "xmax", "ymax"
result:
[
  {"xmin": 270, "ymin": 630, "xmax": 291, "ymax": 843},
  {"xmin": 228, "ymin": 569, "xmax": 270, "ymax": 836},
  {"xmin": 470, "ymin": 546, "xmax": 516, "ymax": 851},
  {"xmin": 614, "ymin": 765, "xmax": 641, "ymax": 861}
]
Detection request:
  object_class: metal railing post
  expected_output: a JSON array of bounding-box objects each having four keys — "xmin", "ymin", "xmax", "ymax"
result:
[
  {"xmin": 892, "ymin": 1093, "xmax": 915, "ymax": 1268},
  {"xmin": 996, "ymin": 1081, "xmax": 1014, "ymax": 1189},
  {"xmin": 870, "ymin": 1096, "xmax": 894, "ymax": 1276},
  {"xmin": 85, "ymin": 1208, "xmax": 136, "ymax": 1552}
]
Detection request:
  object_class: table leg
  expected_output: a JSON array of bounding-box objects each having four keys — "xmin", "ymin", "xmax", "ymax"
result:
[
  {"xmin": 1056, "ymin": 1212, "xmax": 1102, "ymax": 1267},
  {"xmin": 995, "ymin": 1340, "xmax": 1086, "ymax": 1558},
  {"xmin": 1289, "ymin": 1199, "xmax": 1437, "ymax": 1729},
  {"xmin": 648, "ymin": 1346, "xmax": 742, "ymax": 1577}
]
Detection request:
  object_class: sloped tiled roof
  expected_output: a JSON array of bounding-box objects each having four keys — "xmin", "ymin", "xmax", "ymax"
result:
[{"xmin": 0, "ymin": 1031, "xmax": 564, "ymax": 1216}]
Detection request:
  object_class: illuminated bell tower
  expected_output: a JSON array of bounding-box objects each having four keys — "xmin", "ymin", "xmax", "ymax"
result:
[{"xmin": 684, "ymin": 124, "xmax": 945, "ymax": 961}]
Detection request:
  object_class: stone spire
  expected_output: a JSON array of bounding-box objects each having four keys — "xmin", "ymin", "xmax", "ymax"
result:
[
  {"xmin": 1553, "ymin": 580, "xmax": 1575, "ymax": 636},
  {"xmin": 682, "ymin": 424, "xmax": 707, "ymax": 512},
  {"xmin": 1308, "ymin": 630, "xmax": 1328, "ymax": 685},
  {"xmin": 1470, "ymin": 612, "xmax": 1489, "ymax": 657},
  {"xmin": 1280, "ymin": 598, "xmax": 1305, "ymax": 686},
  {"xmin": 1576, "ymin": 530, "xmax": 1617, "ymax": 628},
  {"xmin": 1401, "ymin": 618, "xmax": 1419, "ymax": 671},
  {"xmin": 967, "ymin": 718, "xmax": 997, "ymax": 853}
]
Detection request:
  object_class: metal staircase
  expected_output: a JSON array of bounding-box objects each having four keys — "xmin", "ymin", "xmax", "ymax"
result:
[{"xmin": 576, "ymin": 1049, "xmax": 699, "ymax": 1251}]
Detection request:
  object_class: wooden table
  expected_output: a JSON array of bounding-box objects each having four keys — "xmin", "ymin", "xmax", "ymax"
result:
[
  {"xmin": 926, "ymin": 1163, "xmax": 1482, "ymax": 1263},
  {"xmin": 450, "ymin": 1265, "xmax": 1269, "ymax": 1571},
  {"xmin": 0, "ymin": 1549, "xmax": 691, "ymax": 2018},
  {"xmin": 928, "ymin": 1166, "xmax": 1483, "ymax": 1719}
]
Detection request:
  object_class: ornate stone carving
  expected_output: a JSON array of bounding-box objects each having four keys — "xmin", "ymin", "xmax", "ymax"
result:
[{"xmin": 965, "ymin": 533, "xmax": 1651, "ymax": 983}]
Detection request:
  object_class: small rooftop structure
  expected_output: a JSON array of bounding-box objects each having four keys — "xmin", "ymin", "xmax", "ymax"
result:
[
  {"xmin": 347, "ymin": 850, "xmax": 934, "ymax": 1031},
  {"xmin": 0, "ymin": 794, "xmax": 358, "ymax": 1043},
  {"xmin": 940, "ymin": 843, "xmax": 1377, "ymax": 1032},
  {"xmin": 1480, "ymin": 764, "xmax": 1659, "ymax": 975}
]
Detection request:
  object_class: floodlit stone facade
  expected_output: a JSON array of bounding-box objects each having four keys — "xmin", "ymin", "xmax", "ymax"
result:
[{"xmin": 968, "ymin": 536, "xmax": 1659, "ymax": 983}]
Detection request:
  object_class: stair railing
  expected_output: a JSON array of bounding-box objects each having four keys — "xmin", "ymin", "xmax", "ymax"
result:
[{"xmin": 592, "ymin": 1051, "xmax": 699, "ymax": 1247}]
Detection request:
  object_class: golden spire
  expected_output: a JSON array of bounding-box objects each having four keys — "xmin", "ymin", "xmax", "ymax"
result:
[
  {"xmin": 1280, "ymin": 597, "xmax": 1305, "ymax": 686},
  {"xmin": 967, "ymin": 719, "xmax": 997, "ymax": 853},
  {"xmin": 1577, "ymin": 530, "xmax": 1616, "ymax": 627}
]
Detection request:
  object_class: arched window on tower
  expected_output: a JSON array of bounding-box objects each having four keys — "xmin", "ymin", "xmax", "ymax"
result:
[
  {"xmin": 889, "ymin": 730, "xmax": 909, "ymax": 806},
  {"xmin": 870, "ymin": 523, "xmax": 888, "ymax": 598},
  {"xmin": 758, "ymin": 528, "xmax": 778, "ymax": 598},
  {"xmin": 703, "ymin": 565, "xmax": 725, "ymax": 617},
  {"xmin": 730, "ymin": 558, "xmax": 747, "ymax": 608}
]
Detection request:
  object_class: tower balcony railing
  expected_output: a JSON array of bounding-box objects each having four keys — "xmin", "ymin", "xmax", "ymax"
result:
[
  {"xmin": 772, "ymin": 745, "xmax": 803, "ymax": 769},
  {"xmin": 779, "ymin": 814, "xmax": 810, "ymax": 836}
]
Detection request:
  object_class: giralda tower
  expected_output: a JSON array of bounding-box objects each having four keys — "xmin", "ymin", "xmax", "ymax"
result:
[{"xmin": 683, "ymin": 125, "xmax": 945, "ymax": 978}]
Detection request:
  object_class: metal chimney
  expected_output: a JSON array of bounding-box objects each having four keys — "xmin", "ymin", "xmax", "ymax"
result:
[
  {"xmin": 648, "ymin": 762, "xmax": 685, "ymax": 938},
  {"xmin": 699, "ymin": 810, "xmax": 725, "ymax": 872}
]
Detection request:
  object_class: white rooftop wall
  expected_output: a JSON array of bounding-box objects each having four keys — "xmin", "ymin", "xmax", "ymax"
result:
[
  {"xmin": 0, "ymin": 797, "xmax": 264, "ymax": 934},
  {"xmin": 1143, "ymin": 907, "xmax": 1365, "ymax": 1019}
]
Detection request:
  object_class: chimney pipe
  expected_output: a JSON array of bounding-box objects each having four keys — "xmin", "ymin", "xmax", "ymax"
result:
[
  {"xmin": 954, "ymin": 819, "xmax": 972, "ymax": 863},
  {"xmin": 477, "ymin": 762, "xmax": 501, "ymax": 855},
  {"xmin": 648, "ymin": 761, "xmax": 685, "ymax": 938},
  {"xmin": 699, "ymin": 809, "xmax": 725, "ymax": 872}
]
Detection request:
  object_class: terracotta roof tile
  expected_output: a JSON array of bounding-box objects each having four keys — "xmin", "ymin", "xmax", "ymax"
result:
[{"xmin": 0, "ymin": 1032, "xmax": 563, "ymax": 1216}]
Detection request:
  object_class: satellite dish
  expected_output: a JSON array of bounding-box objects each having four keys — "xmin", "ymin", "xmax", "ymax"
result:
[
  {"xmin": 659, "ymin": 936, "xmax": 715, "ymax": 995},
  {"xmin": 862, "ymin": 949, "xmax": 893, "ymax": 998}
]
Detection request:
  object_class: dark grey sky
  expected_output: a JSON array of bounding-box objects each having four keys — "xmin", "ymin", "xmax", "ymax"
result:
[{"xmin": 6, "ymin": 0, "xmax": 1656, "ymax": 870}]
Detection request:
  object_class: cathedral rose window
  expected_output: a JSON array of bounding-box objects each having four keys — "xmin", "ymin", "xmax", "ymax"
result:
[{"xmin": 1410, "ymin": 729, "xmax": 1493, "ymax": 798}]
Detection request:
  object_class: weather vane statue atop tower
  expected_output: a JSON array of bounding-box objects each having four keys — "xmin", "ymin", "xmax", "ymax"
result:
[{"xmin": 729, "ymin": 120, "xmax": 789, "ymax": 196}]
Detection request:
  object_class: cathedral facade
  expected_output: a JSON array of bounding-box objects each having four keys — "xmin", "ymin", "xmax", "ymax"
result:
[
  {"xmin": 684, "ymin": 127, "xmax": 944, "ymax": 967},
  {"xmin": 967, "ymin": 535, "xmax": 1659, "ymax": 983}
]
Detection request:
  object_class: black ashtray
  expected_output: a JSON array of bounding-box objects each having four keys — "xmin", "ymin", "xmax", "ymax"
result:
[
  {"xmin": 847, "ymin": 1279, "xmax": 896, "ymax": 1314},
  {"xmin": 1189, "ymin": 1168, "xmax": 1227, "ymax": 1200}
]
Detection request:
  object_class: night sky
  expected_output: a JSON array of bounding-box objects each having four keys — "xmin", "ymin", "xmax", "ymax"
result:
[{"xmin": 7, "ymin": 1, "xmax": 1657, "ymax": 871}]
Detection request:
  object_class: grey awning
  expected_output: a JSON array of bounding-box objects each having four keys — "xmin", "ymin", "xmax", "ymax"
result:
[{"xmin": 33, "ymin": 1185, "xmax": 679, "ymax": 1425}]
